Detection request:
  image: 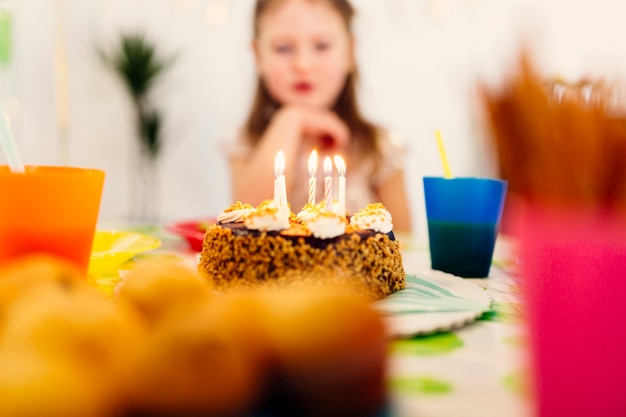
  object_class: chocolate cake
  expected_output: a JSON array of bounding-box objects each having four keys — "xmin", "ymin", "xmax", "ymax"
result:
[{"xmin": 197, "ymin": 203, "xmax": 405, "ymax": 299}]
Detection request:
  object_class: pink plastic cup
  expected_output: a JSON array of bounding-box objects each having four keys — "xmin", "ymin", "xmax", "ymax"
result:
[{"xmin": 517, "ymin": 204, "xmax": 626, "ymax": 417}]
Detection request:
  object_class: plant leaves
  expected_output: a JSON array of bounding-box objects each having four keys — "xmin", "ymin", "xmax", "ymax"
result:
[{"xmin": 99, "ymin": 31, "xmax": 175, "ymax": 159}]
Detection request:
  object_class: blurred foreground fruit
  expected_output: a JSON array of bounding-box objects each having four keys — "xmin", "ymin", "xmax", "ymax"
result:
[{"xmin": 0, "ymin": 256, "xmax": 390, "ymax": 417}]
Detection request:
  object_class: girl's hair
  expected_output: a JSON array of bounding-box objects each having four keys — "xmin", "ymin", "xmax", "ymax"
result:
[{"xmin": 245, "ymin": 0, "xmax": 378, "ymax": 157}]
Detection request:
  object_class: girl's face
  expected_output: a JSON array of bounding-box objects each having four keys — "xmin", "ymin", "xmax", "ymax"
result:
[{"xmin": 254, "ymin": 0, "xmax": 354, "ymax": 109}]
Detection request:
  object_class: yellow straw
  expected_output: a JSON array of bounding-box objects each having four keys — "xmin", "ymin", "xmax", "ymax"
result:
[{"xmin": 435, "ymin": 129, "xmax": 453, "ymax": 178}]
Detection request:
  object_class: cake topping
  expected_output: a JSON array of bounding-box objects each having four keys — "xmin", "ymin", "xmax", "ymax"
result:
[
  {"xmin": 350, "ymin": 203, "xmax": 393, "ymax": 233},
  {"xmin": 216, "ymin": 201, "xmax": 255, "ymax": 224},
  {"xmin": 296, "ymin": 202, "xmax": 324, "ymax": 223},
  {"xmin": 244, "ymin": 205, "xmax": 290, "ymax": 231},
  {"xmin": 306, "ymin": 211, "xmax": 347, "ymax": 239}
]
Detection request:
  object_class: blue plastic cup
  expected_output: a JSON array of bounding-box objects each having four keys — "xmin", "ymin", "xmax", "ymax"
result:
[{"xmin": 423, "ymin": 177, "xmax": 508, "ymax": 278}]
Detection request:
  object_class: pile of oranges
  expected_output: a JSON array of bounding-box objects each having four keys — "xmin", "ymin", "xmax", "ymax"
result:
[{"xmin": 0, "ymin": 256, "xmax": 389, "ymax": 417}]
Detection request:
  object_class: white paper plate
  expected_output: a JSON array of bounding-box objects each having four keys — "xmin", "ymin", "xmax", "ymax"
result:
[{"xmin": 374, "ymin": 270, "xmax": 492, "ymax": 338}]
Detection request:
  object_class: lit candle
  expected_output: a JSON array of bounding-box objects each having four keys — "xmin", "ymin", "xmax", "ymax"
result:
[
  {"xmin": 334, "ymin": 155, "xmax": 346, "ymax": 216},
  {"xmin": 323, "ymin": 156, "xmax": 333, "ymax": 211},
  {"xmin": 308, "ymin": 150, "xmax": 318, "ymax": 205},
  {"xmin": 274, "ymin": 151, "xmax": 287, "ymax": 211}
]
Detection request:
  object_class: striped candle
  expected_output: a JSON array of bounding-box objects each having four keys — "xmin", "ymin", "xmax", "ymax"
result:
[
  {"xmin": 308, "ymin": 150, "xmax": 318, "ymax": 205},
  {"xmin": 323, "ymin": 156, "xmax": 333, "ymax": 211}
]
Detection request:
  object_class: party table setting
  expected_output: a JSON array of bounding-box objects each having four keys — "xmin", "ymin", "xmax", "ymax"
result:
[
  {"xmin": 2, "ymin": 53, "xmax": 626, "ymax": 417},
  {"xmin": 82, "ymin": 221, "xmax": 531, "ymax": 417}
]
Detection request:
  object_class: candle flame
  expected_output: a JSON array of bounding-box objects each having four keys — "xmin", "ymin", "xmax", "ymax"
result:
[
  {"xmin": 274, "ymin": 151, "xmax": 285, "ymax": 178},
  {"xmin": 323, "ymin": 156, "xmax": 333, "ymax": 177},
  {"xmin": 308, "ymin": 149, "xmax": 318, "ymax": 177},
  {"xmin": 333, "ymin": 155, "xmax": 346, "ymax": 176}
]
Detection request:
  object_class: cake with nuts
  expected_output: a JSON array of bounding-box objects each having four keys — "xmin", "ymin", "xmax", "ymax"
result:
[{"xmin": 197, "ymin": 201, "xmax": 405, "ymax": 299}]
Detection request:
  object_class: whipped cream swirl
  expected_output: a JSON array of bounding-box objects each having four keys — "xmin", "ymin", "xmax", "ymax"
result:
[
  {"xmin": 217, "ymin": 202, "xmax": 255, "ymax": 224},
  {"xmin": 306, "ymin": 212, "xmax": 347, "ymax": 239},
  {"xmin": 296, "ymin": 202, "xmax": 324, "ymax": 224},
  {"xmin": 349, "ymin": 203, "xmax": 393, "ymax": 233},
  {"xmin": 244, "ymin": 206, "xmax": 290, "ymax": 231}
]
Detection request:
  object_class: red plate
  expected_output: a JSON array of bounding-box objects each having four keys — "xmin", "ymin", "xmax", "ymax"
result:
[{"xmin": 165, "ymin": 218, "xmax": 216, "ymax": 252}]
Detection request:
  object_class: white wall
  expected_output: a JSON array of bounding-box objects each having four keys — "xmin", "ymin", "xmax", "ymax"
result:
[{"xmin": 2, "ymin": 0, "xmax": 626, "ymax": 241}]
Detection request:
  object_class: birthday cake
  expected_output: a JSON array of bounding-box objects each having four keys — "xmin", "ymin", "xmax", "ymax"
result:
[{"xmin": 197, "ymin": 201, "xmax": 405, "ymax": 299}]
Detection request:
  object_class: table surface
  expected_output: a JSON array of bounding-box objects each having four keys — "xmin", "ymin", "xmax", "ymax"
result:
[
  {"xmin": 388, "ymin": 237, "xmax": 532, "ymax": 417},
  {"xmin": 101, "ymin": 226, "xmax": 534, "ymax": 417}
]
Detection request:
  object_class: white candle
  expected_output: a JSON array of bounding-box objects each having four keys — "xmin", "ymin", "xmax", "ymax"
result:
[
  {"xmin": 280, "ymin": 178, "xmax": 287, "ymax": 213},
  {"xmin": 323, "ymin": 156, "xmax": 333, "ymax": 211},
  {"xmin": 274, "ymin": 151, "xmax": 287, "ymax": 211},
  {"xmin": 308, "ymin": 150, "xmax": 318, "ymax": 205},
  {"xmin": 334, "ymin": 155, "xmax": 346, "ymax": 216}
]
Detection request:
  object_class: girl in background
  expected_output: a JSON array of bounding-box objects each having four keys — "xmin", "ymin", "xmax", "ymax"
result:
[{"xmin": 227, "ymin": 0, "xmax": 412, "ymax": 232}]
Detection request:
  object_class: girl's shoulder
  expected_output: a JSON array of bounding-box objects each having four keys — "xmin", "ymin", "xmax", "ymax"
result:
[
  {"xmin": 371, "ymin": 128, "xmax": 407, "ymax": 186},
  {"xmin": 375, "ymin": 128, "xmax": 406, "ymax": 154}
]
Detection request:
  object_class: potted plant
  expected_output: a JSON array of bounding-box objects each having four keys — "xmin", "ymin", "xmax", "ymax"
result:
[{"xmin": 99, "ymin": 32, "xmax": 175, "ymax": 222}]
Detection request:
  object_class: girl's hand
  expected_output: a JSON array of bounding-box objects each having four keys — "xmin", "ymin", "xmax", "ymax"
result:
[
  {"xmin": 273, "ymin": 106, "xmax": 350, "ymax": 151},
  {"xmin": 230, "ymin": 106, "xmax": 350, "ymax": 207}
]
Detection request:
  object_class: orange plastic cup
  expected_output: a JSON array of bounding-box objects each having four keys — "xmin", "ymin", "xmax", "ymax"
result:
[{"xmin": 0, "ymin": 165, "xmax": 105, "ymax": 274}]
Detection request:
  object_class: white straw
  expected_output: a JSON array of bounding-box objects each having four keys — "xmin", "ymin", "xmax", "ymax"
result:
[{"xmin": 0, "ymin": 105, "xmax": 25, "ymax": 173}]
